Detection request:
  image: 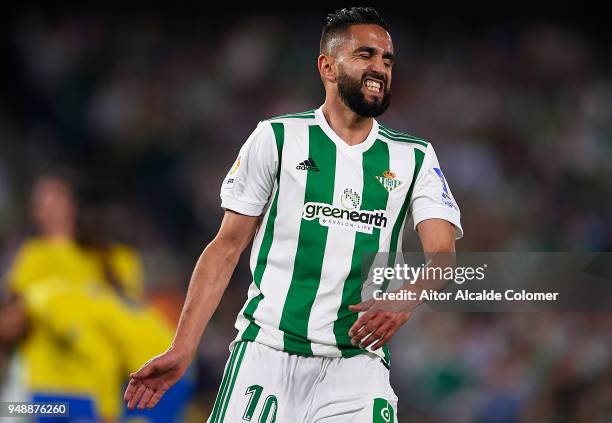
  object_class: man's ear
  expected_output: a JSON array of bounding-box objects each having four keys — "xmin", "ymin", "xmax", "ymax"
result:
[{"xmin": 318, "ymin": 54, "xmax": 337, "ymax": 84}]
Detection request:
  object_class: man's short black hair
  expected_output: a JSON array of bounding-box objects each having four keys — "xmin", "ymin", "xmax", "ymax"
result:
[{"xmin": 320, "ymin": 7, "xmax": 389, "ymax": 55}]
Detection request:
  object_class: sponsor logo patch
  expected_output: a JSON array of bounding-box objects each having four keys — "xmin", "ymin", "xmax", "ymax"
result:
[
  {"xmin": 225, "ymin": 156, "xmax": 241, "ymax": 185},
  {"xmin": 302, "ymin": 187, "xmax": 387, "ymax": 234},
  {"xmin": 433, "ymin": 167, "xmax": 458, "ymax": 210}
]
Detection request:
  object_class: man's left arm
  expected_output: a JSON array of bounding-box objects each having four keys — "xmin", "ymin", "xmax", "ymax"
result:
[{"xmin": 349, "ymin": 143, "xmax": 462, "ymax": 350}]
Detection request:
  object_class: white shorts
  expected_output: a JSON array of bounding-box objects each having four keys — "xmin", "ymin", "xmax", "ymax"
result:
[{"xmin": 206, "ymin": 340, "xmax": 398, "ymax": 423}]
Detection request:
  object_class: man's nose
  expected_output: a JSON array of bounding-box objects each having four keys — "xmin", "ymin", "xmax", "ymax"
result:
[{"xmin": 368, "ymin": 59, "xmax": 387, "ymax": 79}]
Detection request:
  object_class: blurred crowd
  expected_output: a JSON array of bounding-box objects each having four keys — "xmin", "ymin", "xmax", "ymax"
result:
[{"xmin": 0, "ymin": 9, "xmax": 611, "ymax": 422}]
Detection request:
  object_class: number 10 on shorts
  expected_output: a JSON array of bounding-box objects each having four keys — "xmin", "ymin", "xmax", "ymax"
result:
[{"xmin": 242, "ymin": 384, "xmax": 278, "ymax": 423}]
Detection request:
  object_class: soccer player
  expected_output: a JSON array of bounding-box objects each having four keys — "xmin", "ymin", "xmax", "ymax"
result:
[{"xmin": 124, "ymin": 7, "xmax": 462, "ymax": 422}]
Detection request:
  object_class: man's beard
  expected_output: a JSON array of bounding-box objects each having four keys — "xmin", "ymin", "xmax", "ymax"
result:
[{"xmin": 337, "ymin": 69, "xmax": 390, "ymax": 117}]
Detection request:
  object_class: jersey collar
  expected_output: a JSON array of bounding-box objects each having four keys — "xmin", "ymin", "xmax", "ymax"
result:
[{"xmin": 314, "ymin": 106, "xmax": 379, "ymax": 153}]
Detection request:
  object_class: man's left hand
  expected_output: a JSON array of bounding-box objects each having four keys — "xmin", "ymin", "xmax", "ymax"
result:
[{"xmin": 348, "ymin": 299, "xmax": 412, "ymax": 350}]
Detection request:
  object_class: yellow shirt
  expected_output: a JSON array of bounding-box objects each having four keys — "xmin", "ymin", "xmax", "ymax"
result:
[
  {"xmin": 7, "ymin": 238, "xmax": 98, "ymax": 295},
  {"xmin": 6, "ymin": 237, "xmax": 173, "ymax": 419},
  {"xmin": 7, "ymin": 238, "xmax": 144, "ymax": 301}
]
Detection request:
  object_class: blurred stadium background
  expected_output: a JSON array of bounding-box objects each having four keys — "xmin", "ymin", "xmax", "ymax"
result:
[{"xmin": 0, "ymin": 5, "xmax": 611, "ymax": 423}]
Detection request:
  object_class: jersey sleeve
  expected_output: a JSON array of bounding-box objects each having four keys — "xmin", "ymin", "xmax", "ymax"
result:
[
  {"xmin": 410, "ymin": 143, "xmax": 463, "ymax": 239},
  {"xmin": 220, "ymin": 121, "xmax": 278, "ymax": 216}
]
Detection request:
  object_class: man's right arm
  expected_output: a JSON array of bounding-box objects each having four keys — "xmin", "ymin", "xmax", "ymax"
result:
[
  {"xmin": 171, "ymin": 210, "xmax": 260, "ymax": 358},
  {"xmin": 124, "ymin": 210, "xmax": 260, "ymax": 411}
]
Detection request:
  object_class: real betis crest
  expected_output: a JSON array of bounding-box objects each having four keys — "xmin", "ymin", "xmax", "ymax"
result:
[{"xmin": 376, "ymin": 170, "xmax": 402, "ymax": 192}]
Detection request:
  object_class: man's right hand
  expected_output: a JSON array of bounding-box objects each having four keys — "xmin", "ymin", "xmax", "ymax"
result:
[{"xmin": 124, "ymin": 347, "xmax": 189, "ymax": 410}]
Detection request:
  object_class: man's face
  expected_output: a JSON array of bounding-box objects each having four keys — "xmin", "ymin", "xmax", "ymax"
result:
[
  {"xmin": 31, "ymin": 177, "xmax": 76, "ymax": 235},
  {"xmin": 334, "ymin": 24, "xmax": 394, "ymax": 117}
]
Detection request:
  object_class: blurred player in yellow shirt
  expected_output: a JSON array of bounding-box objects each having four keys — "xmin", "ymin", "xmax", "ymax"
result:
[{"xmin": 2, "ymin": 172, "xmax": 192, "ymax": 422}]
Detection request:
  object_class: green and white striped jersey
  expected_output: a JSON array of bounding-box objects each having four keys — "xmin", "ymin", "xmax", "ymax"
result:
[{"xmin": 220, "ymin": 106, "xmax": 462, "ymax": 365}]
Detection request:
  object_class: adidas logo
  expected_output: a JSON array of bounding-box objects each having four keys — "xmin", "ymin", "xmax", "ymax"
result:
[{"xmin": 296, "ymin": 158, "xmax": 320, "ymax": 172}]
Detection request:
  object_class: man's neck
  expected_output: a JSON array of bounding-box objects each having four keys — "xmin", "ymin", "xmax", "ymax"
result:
[
  {"xmin": 321, "ymin": 98, "xmax": 374, "ymax": 146},
  {"xmin": 41, "ymin": 224, "xmax": 74, "ymax": 242}
]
